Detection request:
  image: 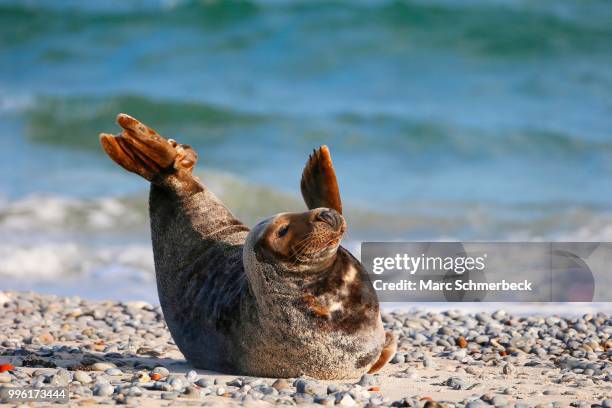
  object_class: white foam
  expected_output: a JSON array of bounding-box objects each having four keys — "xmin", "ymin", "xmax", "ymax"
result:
[
  {"xmin": 0, "ymin": 242, "xmax": 82, "ymax": 279},
  {"xmin": 0, "ymin": 241, "xmax": 154, "ymax": 280},
  {"xmin": 0, "ymin": 194, "xmax": 146, "ymax": 232}
]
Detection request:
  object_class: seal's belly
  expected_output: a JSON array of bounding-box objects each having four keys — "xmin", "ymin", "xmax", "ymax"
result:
[{"xmin": 240, "ymin": 322, "xmax": 386, "ymax": 380}]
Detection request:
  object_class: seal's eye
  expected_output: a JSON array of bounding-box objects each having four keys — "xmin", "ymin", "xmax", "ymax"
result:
[{"xmin": 277, "ymin": 224, "xmax": 289, "ymax": 238}]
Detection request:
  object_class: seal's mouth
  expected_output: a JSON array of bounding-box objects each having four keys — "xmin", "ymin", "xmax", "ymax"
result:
[{"xmin": 290, "ymin": 210, "xmax": 346, "ymax": 264}]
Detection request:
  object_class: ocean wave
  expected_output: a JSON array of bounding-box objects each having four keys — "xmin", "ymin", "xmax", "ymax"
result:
[
  {"xmin": 0, "ymin": 241, "xmax": 154, "ymax": 280},
  {"xmin": 21, "ymin": 94, "xmax": 612, "ymax": 160},
  {"xmin": 1, "ymin": 188, "xmax": 611, "ymax": 288},
  {"xmin": 1, "ymin": 183, "xmax": 611, "ymax": 242},
  {"xmin": 24, "ymin": 95, "xmax": 263, "ymax": 151},
  {"xmin": 2, "ymin": 0, "xmax": 611, "ymax": 57},
  {"xmin": 0, "ymin": 194, "xmax": 147, "ymax": 232}
]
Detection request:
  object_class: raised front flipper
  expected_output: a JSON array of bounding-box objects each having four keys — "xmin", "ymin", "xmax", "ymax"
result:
[
  {"xmin": 100, "ymin": 114, "xmax": 198, "ymax": 187},
  {"xmin": 300, "ymin": 145, "xmax": 343, "ymax": 214}
]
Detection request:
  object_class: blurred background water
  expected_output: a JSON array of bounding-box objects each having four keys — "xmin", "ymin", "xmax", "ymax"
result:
[{"xmin": 0, "ymin": 0, "xmax": 611, "ymax": 311}]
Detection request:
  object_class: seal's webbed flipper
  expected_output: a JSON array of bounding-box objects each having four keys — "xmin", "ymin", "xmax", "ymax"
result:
[
  {"xmin": 367, "ymin": 331, "xmax": 397, "ymax": 374},
  {"xmin": 100, "ymin": 113, "xmax": 198, "ymax": 183},
  {"xmin": 300, "ymin": 145, "xmax": 343, "ymax": 214}
]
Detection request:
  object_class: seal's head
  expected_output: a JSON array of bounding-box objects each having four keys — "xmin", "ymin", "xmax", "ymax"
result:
[{"xmin": 250, "ymin": 207, "xmax": 346, "ymax": 273}]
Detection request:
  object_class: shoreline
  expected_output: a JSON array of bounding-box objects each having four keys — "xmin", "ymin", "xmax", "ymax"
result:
[{"xmin": 0, "ymin": 291, "xmax": 610, "ymax": 407}]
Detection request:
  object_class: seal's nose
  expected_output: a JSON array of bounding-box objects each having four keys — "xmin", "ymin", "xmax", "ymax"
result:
[{"xmin": 316, "ymin": 209, "xmax": 343, "ymax": 230}]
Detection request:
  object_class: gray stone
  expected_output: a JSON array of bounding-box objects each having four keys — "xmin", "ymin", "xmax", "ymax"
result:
[
  {"xmin": 161, "ymin": 392, "xmax": 178, "ymax": 400},
  {"xmin": 93, "ymin": 382, "xmax": 115, "ymax": 397},
  {"xmin": 271, "ymin": 378, "xmax": 289, "ymax": 391},
  {"xmin": 91, "ymin": 362, "xmax": 116, "ymax": 371},
  {"xmin": 151, "ymin": 366, "xmax": 169, "ymax": 378},
  {"xmin": 357, "ymin": 374, "xmax": 378, "ymax": 387},
  {"xmin": 186, "ymin": 370, "xmax": 198, "ymax": 382},
  {"xmin": 446, "ymin": 376, "xmax": 466, "ymax": 390},
  {"xmin": 74, "ymin": 370, "xmax": 92, "ymax": 384}
]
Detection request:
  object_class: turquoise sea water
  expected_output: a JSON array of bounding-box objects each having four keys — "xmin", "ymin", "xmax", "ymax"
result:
[{"xmin": 1, "ymin": 0, "xmax": 611, "ymax": 308}]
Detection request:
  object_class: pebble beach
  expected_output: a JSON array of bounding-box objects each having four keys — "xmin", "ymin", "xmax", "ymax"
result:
[{"xmin": 0, "ymin": 291, "xmax": 610, "ymax": 407}]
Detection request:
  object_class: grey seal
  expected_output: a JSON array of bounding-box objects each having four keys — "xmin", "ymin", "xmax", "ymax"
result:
[{"xmin": 100, "ymin": 114, "xmax": 396, "ymax": 379}]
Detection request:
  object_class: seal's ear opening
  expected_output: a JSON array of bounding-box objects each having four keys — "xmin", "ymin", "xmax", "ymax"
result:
[{"xmin": 300, "ymin": 145, "xmax": 343, "ymax": 214}]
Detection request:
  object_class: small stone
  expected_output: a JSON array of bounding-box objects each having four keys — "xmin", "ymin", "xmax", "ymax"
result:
[
  {"xmin": 480, "ymin": 393, "xmax": 495, "ymax": 404},
  {"xmin": 357, "ymin": 374, "xmax": 378, "ymax": 387},
  {"xmin": 295, "ymin": 378, "xmax": 324, "ymax": 395},
  {"xmin": 161, "ymin": 392, "xmax": 178, "ymax": 400},
  {"xmin": 151, "ymin": 366, "xmax": 169, "ymax": 378},
  {"xmin": 91, "ymin": 362, "xmax": 116, "ymax": 371},
  {"xmin": 446, "ymin": 377, "xmax": 465, "ymax": 390},
  {"xmin": 105, "ymin": 368, "xmax": 122, "ymax": 376},
  {"xmin": 502, "ymin": 363, "xmax": 515, "ymax": 376},
  {"xmin": 183, "ymin": 386, "xmax": 201, "ymax": 399},
  {"xmin": 169, "ymin": 376, "xmax": 187, "ymax": 391},
  {"xmin": 186, "ymin": 370, "xmax": 198, "ymax": 382},
  {"xmin": 423, "ymin": 357, "xmax": 437, "ymax": 368},
  {"xmin": 465, "ymin": 366, "xmax": 480, "ymax": 376},
  {"xmin": 216, "ymin": 387, "xmax": 226, "ymax": 396},
  {"xmin": 127, "ymin": 386, "xmax": 143, "ymax": 397},
  {"xmin": 50, "ymin": 368, "xmax": 71, "ymax": 386},
  {"xmin": 72, "ymin": 384, "xmax": 93, "ymax": 398},
  {"xmin": 294, "ymin": 393, "xmax": 315, "ymax": 404},
  {"xmin": 132, "ymin": 371, "xmax": 150, "ymax": 383},
  {"xmin": 74, "ymin": 370, "xmax": 92, "ymax": 384},
  {"xmin": 93, "ymin": 382, "xmax": 115, "ymax": 397},
  {"xmin": 315, "ymin": 395, "xmax": 336, "ymax": 406},
  {"xmin": 272, "ymin": 378, "xmax": 289, "ymax": 391},
  {"xmin": 195, "ymin": 378, "xmax": 213, "ymax": 388},
  {"xmin": 114, "ymin": 394, "xmax": 129, "ymax": 405},
  {"xmin": 327, "ymin": 384, "xmax": 340, "ymax": 394},
  {"xmin": 37, "ymin": 332, "xmax": 55, "ymax": 344},
  {"xmin": 339, "ymin": 393, "xmax": 357, "ymax": 406},
  {"xmin": 390, "ymin": 353, "xmax": 405, "ymax": 364}
]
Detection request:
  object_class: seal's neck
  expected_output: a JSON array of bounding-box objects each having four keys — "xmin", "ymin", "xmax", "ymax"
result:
[{"xmin": 245, "ymin": 251, "xmax": 346, "ymax": 317}]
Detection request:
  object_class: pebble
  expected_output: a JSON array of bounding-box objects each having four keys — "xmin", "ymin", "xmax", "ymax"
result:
[
  {"xmin": 74, "ymin": 370, "xmax": 93, "ymax": 384},
  {"xmin": 295, "ymin": 378, "xmax": 325, "ymax": 395},
  {"xmin": 126, "ymin": 386, "xmax": 143, "ymax": 397},
  {"xmin": 91, "ymin": 362, "xmax": 116, "ymax": 371},
  {"xmin": 169, "ymin": 376, "xmax": 187, "ymax": 391},
  {"xmin": 151, "ymin": 366, "xmax": 169, "ymax": 378},
  {"xmin": 183, "ymin": 386, "xmax": 201, "ymax": 399},
  {"xmin": 186, "ymin": 370, "xmax": 198, "ymax": 382},
  {"xmin": 93, "ymin": 382, "xmax": 115, "ymax": 397},
  {"xmin": 357, "ymin": 373, "xmax": 378, "ymax": 387},
  {"xmin": 105, "ymin": 368, "xmax": 123, "ymax": 376},
  {"xmin": 49, "ymin": 368, "xmax": 71, "ymax": 386},
  {"xmin": 132, "ymin": 370, "xmax": 150, "ymax": 383},
  {"xmin": 315, "ymin": 395, "xmax": 336, "ymax": 406},
  {"xmin": 0, "ymin": 292, "xmax": 608, "ymax": 406},
  {"xmin": 446, "ymin": 376, "xmax": 466, "ymax": 390},
  {"xmin": 161, "ymin": 392, "xmax": 178, "ymax": 400},
  {"xmin": 272, "ymin": 378, "xmax": 289, "ymax": 391},
  {"xmin": 339, "ymin": 393, "xmax": 357, "ymax": 406},
  {"xmin": 503, "ymin": 363, "xmax": 516, "ymax": 376},
  {"xmin": 195, "ymin": 378, "xmax": 213, "ymax": 388}
]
